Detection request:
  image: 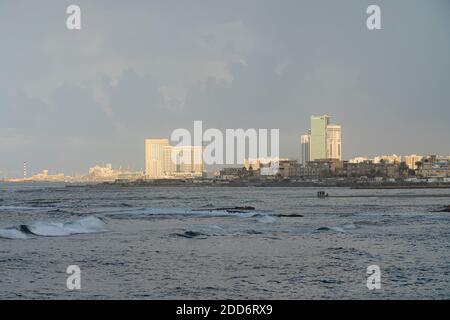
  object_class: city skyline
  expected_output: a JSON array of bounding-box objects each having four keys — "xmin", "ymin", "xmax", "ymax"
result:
[
  {"xmin": 1, "ymin": 112, "xmax": 450, "ymax": 179},
  {"xmin": 2, "ymin": 132, "xmax": 449, "ymax": 180},
  {"xmin": 1, "ymin": 1, "xmax": 449, "ymax": 176}
]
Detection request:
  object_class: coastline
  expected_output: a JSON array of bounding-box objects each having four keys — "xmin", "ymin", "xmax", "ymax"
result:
[{"xmin": 3, "ymin": 179, "xmax": 450, "ymax": 190}]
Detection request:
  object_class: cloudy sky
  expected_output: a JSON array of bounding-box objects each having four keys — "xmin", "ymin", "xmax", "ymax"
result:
[{"xmin": 0, "ymin": 0, "xmax": 449, "ymax": 176}]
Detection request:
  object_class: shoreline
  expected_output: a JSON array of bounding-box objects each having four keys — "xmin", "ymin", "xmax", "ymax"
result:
[{"xmin": 3, "ymin": 180, "xmax": 450, "ymax": 190}]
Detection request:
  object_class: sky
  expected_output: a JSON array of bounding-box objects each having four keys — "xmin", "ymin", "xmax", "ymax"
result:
[{"xmin": 0, "ymin": 0, "xmax": 449, "ymax": 176}]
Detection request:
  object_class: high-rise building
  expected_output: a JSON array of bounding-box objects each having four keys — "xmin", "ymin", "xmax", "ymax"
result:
[
  {"xmin": 326, "ymin": 124, "xmax": 342, "ymax": 160},
  {"xmin": 145, "ymin": 139, "xmax": 204, "ymax": 178},
  {"xmin": 163, "ymin": 145, "xmax": 176, "ymax": 174},
  {"xmin": 171, "ymin": 145, "xmax": 204, "ymax": 176},
  {"xmin": 308, "ymin": 115, "xmax": 342, "ymax": 161},
  {"xmin": 300, "ymin": 133, "xmax": 310, "ymax": 164},
  {"xmin": 145, "ymin": 139, "xmax": 169, "ymax": 178},
  {"xmin": 310, "ymin": 115, "xmax": 330, "ymax": 161}
]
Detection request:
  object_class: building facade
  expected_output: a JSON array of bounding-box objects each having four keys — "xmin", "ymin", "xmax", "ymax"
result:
[
  {"xmin": 145, "ymin": 139, "xmax": 169, "ymax": 178},
  {"xmin": 300, "ymin": 133, "xmax": 310, "ymax": 164},
  {"xmin": 373, "ymin": 154, "xmax": 402, "ymax": 164},
  {"xmin": 416, "ymin": 156, "xmax": 450, "ymax": 178},
  {"xmin": 326, "ymin": 124, "xmax": 342, "ymax": 160},
  {"xmin": 145, "ymin": 139, "xmax": 204, "ymax": 178},
  {"xmin": 171, "ymin": 145, "xmax": 204, "ymax": 177},
  {"xmin": 310, "ymin": 115, "xmax": 330, "ymax": 161},
  {"xmin": 404, "ymin": 154, "xmax": 423, "ymax": 170}
]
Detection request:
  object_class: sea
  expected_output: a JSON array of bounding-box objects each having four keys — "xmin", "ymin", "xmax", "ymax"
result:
[{"xmin": 0, "ymin": 182, "xmax": 449, "ymax": 299}]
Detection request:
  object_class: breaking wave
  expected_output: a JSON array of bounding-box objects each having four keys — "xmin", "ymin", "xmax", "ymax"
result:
[
  {"xmin": 255, "ymin": 214, "xmax": 276, "ymax": 223},
  {"xmin": 175, "ymin": 230, "xmax": 208, "ymax": 239},
  {"xmin": 317, "ymin": 223, "xmax": 356, "ymax": 233},
  {"xmin": 0, "ymin": 227, "xmax": 27, "ymax": 240},
  {"xmin": 0, "ymin": 216, "xmax": 107, "ymax": 240},
  {"xmin": 104, "ymin": 207, "xmax": 275, "ymax": 220},
  {"xmin": 21, "ymin": 216, "xmax": 107, "ymax": 237}
]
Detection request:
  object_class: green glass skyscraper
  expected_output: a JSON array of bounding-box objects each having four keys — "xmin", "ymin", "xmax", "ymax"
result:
[{"xmin": 310, "ymin": 115, "xmax": 330, "ymax": 160}]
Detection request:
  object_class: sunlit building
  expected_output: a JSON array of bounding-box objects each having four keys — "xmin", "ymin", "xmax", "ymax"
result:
[
  {"xmin": 404, "ymin": 154, "xmax": 423, "ymax": 170},
  {"xmin": 31, "ymin": 170, "xmax": 66, "ymax": 182},
  {"xmin": 171, "ymin": 145, "xmax": 204, "ymax": 177},
  {"xmin": 145, "ymin": 139, "xmax": 204, "ymax": 178},
  {"xmin": 349, "ymin": 157, "xmax": 370, "ymax": 164},
  {"xmin": 145, "ymin": 139, "xmax": 169, "ymax": 178},
  {"xmin": 326, "ymin": 124, "xmax": 342, "ymax": 160},
  {"xmin": 300, "ymin": 133, "xmax": 310, "ymax": 164},
  {"xmin": 373, "ymin": 154, "xmax": 402, "ymax": 164}
]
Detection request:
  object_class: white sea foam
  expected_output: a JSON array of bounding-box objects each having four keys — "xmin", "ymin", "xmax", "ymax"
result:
[
  {"xmin": 23, "ymin": 216, "xmax": 107, "ymax": 237},
  {"xmin": 318, "ymin": 223, "xmax": 356, "ymax": 233},
  {"xmin": 105, "ymin": 207, "xmax": 271, "ymax": 219},
  {"xmin": 0, "ymin": 228, "xmax": 27, "ymax": 240},
  {"xmin": 256, "ymin": 215, "xmax": 276, "ymax": 223}
]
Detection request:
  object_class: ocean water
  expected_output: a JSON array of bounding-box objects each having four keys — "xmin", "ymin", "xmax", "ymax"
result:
[{"xmin": 1, "ymin": 182, "xmax": 450, "ymax": 299}]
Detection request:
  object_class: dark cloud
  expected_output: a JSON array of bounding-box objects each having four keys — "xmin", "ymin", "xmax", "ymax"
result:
[{"xmin": 0, "ymin": 0, "xmax": 449, "ymax": 175}]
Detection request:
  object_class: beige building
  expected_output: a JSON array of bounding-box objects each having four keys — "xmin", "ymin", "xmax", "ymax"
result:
[
  {"xmin": 373, "ymin": 154, "xmax": 402, "ymax": 164},
  {"xmin": 171, "ymin": 145, "xmax": 204, "ymax": 177},
  {"xmin": 404, "ymin": 154, "xmax": 423, "ymax": 170},
  {"xmin": 349, "ymin": 156, "xmax": 370, "ymax": 164},
  {"xmin": 326, "ymin": 124, "xmax": 342, "ymax": 160},
  {"xmin": 163, "ymin": 145, "xmax": 176, "ymax": 174},
  {"xmin": 145, "ymin": 139, "xmax": 169, "ymax": 178},
  {"xmin": 145, "ymin": 139, "xmax": 203, "ymax": 178},
  {"xmin": 31, "ymin": 170, "xmax": 65, "ymax": 182}
]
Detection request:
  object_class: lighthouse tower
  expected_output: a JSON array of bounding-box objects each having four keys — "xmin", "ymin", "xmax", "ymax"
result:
[{"xmin": 23, "ymin": 161, "xmax": 27, "ymax": 179}]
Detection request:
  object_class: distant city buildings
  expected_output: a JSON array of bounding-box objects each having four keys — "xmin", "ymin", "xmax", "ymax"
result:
[
  {"xmin": 373, "ymin": 154, "xmax": 402, "ymax": 164},
  {"xmin": 171, "ymin": 145, "xmax": 204, "ymax": 177},
  {"xmin": 244, "ymin": 157, "xmax": 286, "ymax": 171},
  {"xmin": 349, "ymin": 156, "xmax": 370, "ymax": 164},
  {"xmin": 88, "ymin": 164, "xmax": 119, "ymax": 181},
  {"xmin": 301, "ymin": 115, "xmax": 342, "ymax": 162},
  {"xmin": 416, "ymin": 155, "xmax": 450, "ymax": 179},
  {"xmin": 30, "ymin": 170, "xmax": 65, "ymax": 182},
  {"xmin": 349, "ymin": 154, "xmax": 423, "ymax": 170},
  {"xmin": 2, "ymin": 113, "xmax": 450, "ymax": 185},
  {"xmin": 145, "ymin": 138, "xmax": 204, "ymax": 179}
]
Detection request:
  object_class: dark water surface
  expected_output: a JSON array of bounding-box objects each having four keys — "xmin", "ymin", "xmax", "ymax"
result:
[{"xmin": 1, "ymin": 183, "xmax": 449, "ymax": 299}]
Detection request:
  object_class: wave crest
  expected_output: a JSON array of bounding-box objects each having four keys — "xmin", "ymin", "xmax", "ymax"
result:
[{"xmin": 21, "ymin": 216, "xmax": 107, "ymax": 237}]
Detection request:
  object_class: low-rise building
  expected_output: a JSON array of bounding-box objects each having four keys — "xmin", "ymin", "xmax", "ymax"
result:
[
  {"xmin": 416, "ymin": 156, "xmax": 450, "ymax": 178},
  {"xmin": 30, "ymin": 170, "xmax": 66, "ymax": 182},
  {"xmin": 346, "ymin": 161, "xmax": 407, "ymax": 179},
  {"xmin": 217, "ymin": 167, "xmax": 247, "ymax": 181},
  {"xmin": 373, "ymin": 154, "xmax": 402, "ymax": 164}
]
